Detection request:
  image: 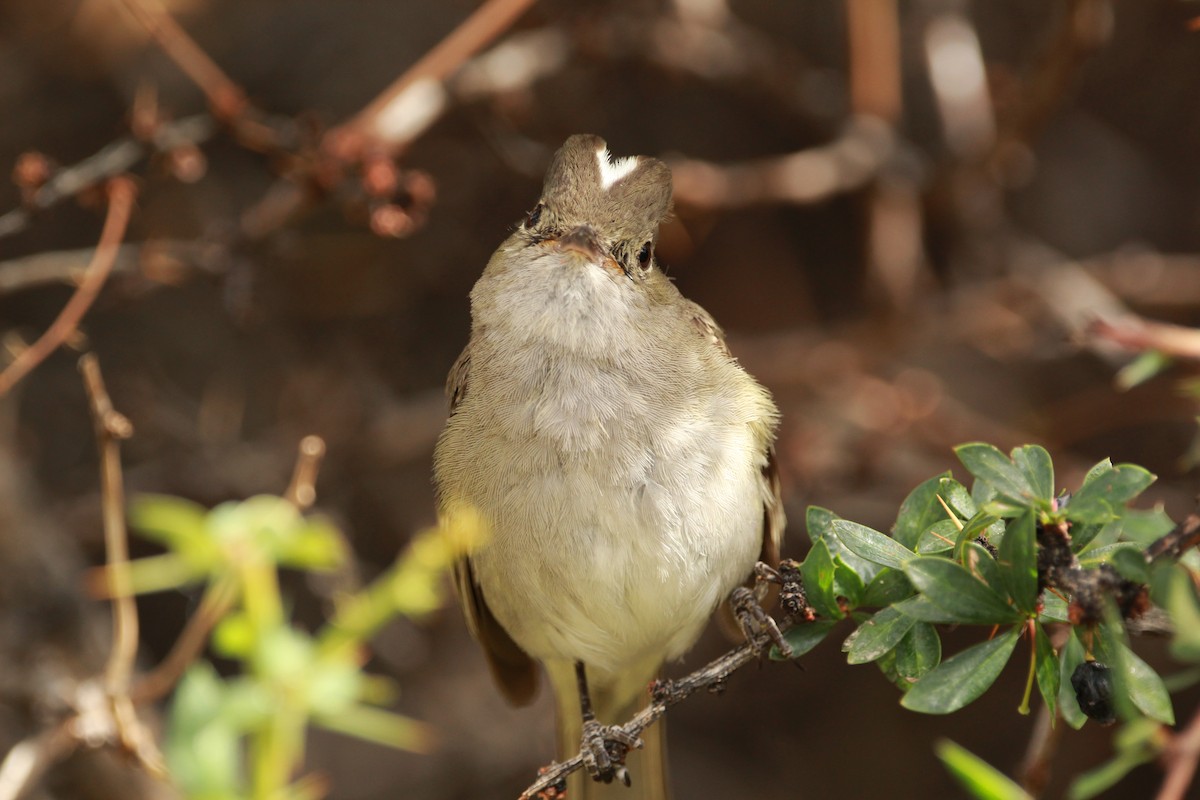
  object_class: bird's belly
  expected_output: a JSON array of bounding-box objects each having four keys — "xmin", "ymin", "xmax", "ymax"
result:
[{"xmin": 467, "ymin": 424, "xmax": 764, "ymax": 678}]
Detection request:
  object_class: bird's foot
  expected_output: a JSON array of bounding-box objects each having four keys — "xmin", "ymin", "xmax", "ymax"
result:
[
  {"xmin": 580, "ymin": 718, "xmax": 641, "ymax": 787},
  {"xmin": 731, "ymin": 584, "xmax": 792, "ymax": 658}
]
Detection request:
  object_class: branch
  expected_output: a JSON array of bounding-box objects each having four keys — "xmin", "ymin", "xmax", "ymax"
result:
[
  {"xmin": 0, "ymin": 177, "xmax": 137, "ymax": 398},
  {"xmin": 1159, "ymin": 702, "xmax": 1200, "ymax": 800},
  {"xmin": 324, "ymin": 0, "xmax": 538, "ymax": 161},
  {"xmin": 518, "ymin": 622, "xmax": 799, "ymax": 799},
  {"xmin": 1088, "ymin": 317, "xmax": 1200, "ymax": 362},
  {"xmin": 284, "ymin": 434, "xmax": 327, "ymax": 511},
  {"xmin": 0, "ymin": 116, "xmax": 212, "ymax": 241}
]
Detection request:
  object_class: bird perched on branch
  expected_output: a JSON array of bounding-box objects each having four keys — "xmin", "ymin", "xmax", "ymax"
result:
[{"xmin": 435, "ymin": 134, "xmax": 784, "ymax": 799}]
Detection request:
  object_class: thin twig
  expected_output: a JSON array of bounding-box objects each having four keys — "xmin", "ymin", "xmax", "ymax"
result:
[
  {"xmin": 518, "ymin": 624, "xmax": 791, "ymax": 799},
  {"xmin": 0, "ymin": 720, "xmax": 78, "ymax": 800},
  {"xmin": 1159, "ymin": 703, "xmax": 1200, "ymax": 800},
  {"xmin": 1088, "ymin": 317, "xmax": 1200, "ymax": 362},
  {"xmin": 0, "ymin": 116, "xmax": 212, "ymax": 241},
  {"xmin": 0, "ymin": 177, "xmax": 138, "ymax": 398},
  {"xmin": 285, "ymin": 435, "xmax": 327, "ymax": 511},
  {"xmin": 79, "ymin": 354, "xmax": 138, "ymax": 694},
  {"xmin": 324, "ymin": 0, "xmax": 538, "ymax": 160},
  {"xmin": 131, "ymin": 579, "xmax": 237, "ymax": 705},
  {"xmin": 114, "ymin": 0, "xmax": 247, "ymax": 120}
]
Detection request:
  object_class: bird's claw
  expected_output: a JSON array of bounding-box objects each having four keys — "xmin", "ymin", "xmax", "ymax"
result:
[{"xmin": 580, "ymin": 718, "xmax": 641, "ymax": 786}]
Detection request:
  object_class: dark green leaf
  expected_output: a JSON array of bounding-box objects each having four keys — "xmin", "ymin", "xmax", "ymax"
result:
[
  {"xmin": 892, "ymin": 472, "xmax": 954, "ymax": 549},
  {"xmin": 846, "ymin": 607, "xmax": 916, "ymax": 665},
  {"xmin": 963, "ymin": 541, "xmax": 1004, "ymax": 590},
  {"xmin": 833, "ymin": 556, "xmax": 865, "ymax": 608},
  {"xmin": 800, "ymin": 539, "xmax": 841, "ymax": 619},
  {"xmin": 997, "ymin": 510, "xmax": 1038, "ymax": 613},
  {"xmin": 1068, "ymin": 754, "xmax": 1152, "ymax": 800},
  {"xmin": 772, "ymin": 620, "xmax": 837, "ymax": 661},
  {"xmin": 1011, "ymin": 445, "xmax": 1054, "ymax": 504},
  {"xmin": 1107, "ymin": 547, "xmax": 1150, "ymax": 584},
  {"xmin": 893, "ymin": 595, "xmax": 965, "ymax": 624},
  {"xmin": 905, "ymin": 557, "xmax": 1022, "ymax": 624},
  {"xmin": 811, "ymin": 506, "xmax": 882, "ymax": 581},
  {"xmin": 901, "ymin": 626, "xmax": 1022, "ymax": 714},
  {"xmin": 955, "ymin": 443, "xmax": 1036, "ymax": 505},
  {"xmin": 895, "ymin": 622, "xmax": 941, "ymax": 683},
  {"xmin": 1039, "ymin": 592, "xmax": 1070, "ymax": 624},
  {"xmin": 939, "ymin": 478, "xmax": 978, "ymax": 520},
  {"xmin": 1120, "ymin": 645, "xmax": 1174, "ymax": 724},
  {"xmin": 1058, "ymin": 629, "xmax": 1088, "ymax": 729},
  {"xmin": 1034, "ymin": 623, "xmax": 1059, "ymax": 719},
  {"xmin": 917, "ymin": 519, "xmax": 961, "ymax": 554},
  {"xmin": 1069, "ymin": 521, "xmax": 1107, "ymax": 553},
  {"xmin": 1067, "ymin": 464, "xmax": 1156, "ymax": 525},
  {"xmin": 805, "ymin": 506, "xmax": 839, "ymax": 542},
  {"xmin": 936, "ymin": 739, "xmax": 1032, "ymax": 800},
  {"xmin": 862, "ymin": 568, "xmax": 914, "ymax": 607},
  {"xmin": 831, "ymin": 520, "xmax": 915, "ymax": 570}
]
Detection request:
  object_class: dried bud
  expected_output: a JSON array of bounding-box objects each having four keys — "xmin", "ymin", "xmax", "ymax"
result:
[
  {"xmin": 362, "ymin": 154, "xmax": 399, "ymax": 198},
  {"xmin": 167, "ymin": 145, "xmax": 207, "ymax": 183},
  {"xmin": 370, "ymin": 204, "xmax": 414, "ymax": 238},
  {"xmin": 13, "ymin": 151, "xmax": 52, "ymax": 196}
]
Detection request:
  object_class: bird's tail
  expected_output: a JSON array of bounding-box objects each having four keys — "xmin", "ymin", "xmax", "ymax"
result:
[{"xmin": 547, "ymin": 659, "xmax": 669, "ymax": 800}]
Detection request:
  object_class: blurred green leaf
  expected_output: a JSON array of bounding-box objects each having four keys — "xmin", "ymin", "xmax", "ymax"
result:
[
  {"xmin": 902, "ymin": 626, "xmax": 1021, "ymax": 714},
  {"xmin": 130, "ymin": 493, "xmax": 210, "ymax": 549},
  {"xmin": 1120, "ymin": 645, "xmax": 1174, "ymax": 724},
  {"xmin": 1058, "ymin": 629, "xmax": 1088, "ymax": 730},
  {"xmin": 1108, "ymin": 547, "xmax": 1150, "ymax": 584},
  {"xmin": 905, "ymin": 558, "xmax": 1022, "ymax": 624},
  {"xmin": 1068, "ymin": 718, "xmax": 1165, "ymax": 799},
  {"xmin": 832, "ymin": 520, "xmax": 915, "ymax": 570},
  {"xmin": 771, "ymin": 620, "xmax": 837, "ymax": 661},
  {"xmin": 1040, "ymin": 592, "xmax": 1070, "ymax": 624},
  {"xmin": 1011, "ymin": 445, "xmax": 1054, "ymax": 505},
  {"xmin": 936, "ymin": 739, "xmax": 1032, "ymax": 800},
  {"xmin": 892, "ymin": 472, "xmax": 953, "ymax": 550},
  {"xmin": 895, "ymin": 622, "xmax": 941, "ymax": 684},
  {"xmin": 316, "ymin": 704, "xmax": 435, "ymax": 753},
  {"xmin": 1034, "ymin": 624, "xmax": 1059, "ymax": 719},
  {"xmin": 1115, "ymin": 350, "xmax": 1172, "ymax": 391},
  {"xmin": 846, "ymin": 607, "xmax": 915, "ymax": 665},
  {"xmin": 955, "ymin": 443, "xmax": 1036, "ymax": 506},
  {"xmin": 1166, "ymin": 566, "xmax": 1200, "ymax": 661},
  {"xmin": 997, "ymin": 510, "xmax": 1038, "ymax": 614}
]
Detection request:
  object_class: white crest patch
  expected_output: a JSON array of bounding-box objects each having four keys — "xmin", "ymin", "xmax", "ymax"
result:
[{"xmin": 596, "ymin": 146, "xmax": 639, "ymax": 191}]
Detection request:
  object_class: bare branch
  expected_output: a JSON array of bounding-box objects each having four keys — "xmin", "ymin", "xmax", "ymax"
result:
[
  {"xmin": 1088, "ymin": 317, "xmax": 1200, "ymax": 362},
  {"xmin": 285, "ymin": 435, "xmax": 327, "ymax": 510},
  {"xmin": 0, "ymin": 177, "xmax": 138, "ymax": 398},
  {"xmin": 0, "ymin": 722, "xmax": 76, "ymax": 800},
  {"xmin": 1159, "ymin": 702, "xmax": 1200, "ymax": 800}
]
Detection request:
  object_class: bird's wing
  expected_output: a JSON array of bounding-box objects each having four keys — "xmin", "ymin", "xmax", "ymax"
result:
[
  {"xmin": 445, "ymin": 345, "xmax": 540, "ymax": 706},
  {"xmin": 685, "ymin": 301, "xmax": 785, "ymax": 567}
]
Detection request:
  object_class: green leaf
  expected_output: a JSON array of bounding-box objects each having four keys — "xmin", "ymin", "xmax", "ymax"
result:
[
  {"xmin": 939, "ymin": 478, "xmax": 978, "ymax": 520},
  {"xmin": 862, "ymin": 568, "xmax": 914, "ymax": 607},
  {"xmin": 895, "ymin": 622, "xmax": 941, "ymax": 683},
  {"xmin": 1067, "ymin": 464, "xmax": 1156, "ymax": 525},
  {"xmin": 963, "ymin": 541, "xmax": 1003, "ymax": 593},
  {"xmin": 893, "ymin": 595, "xmax": 965, "ymax": 624},
  {"xmin": 832, "ymin": 520, "xmax": 915, "ymax": 570},
  {"xmin": 800, "ymin": 539, "xmax": 841, "ymax": 619},
  {"xmin": 955, "ymin": 443, "xmax": 1036, "ymax": 505},
  {"xmin": 846, "ymin": 607, "xmax": 916, "ymax": 665},
  {"xmin": 1166, "ymin": 566, "xmax": 1200, "ymax": 661},
  {"xmin": 1034, "ymin": 623, "xmax": 1059, "ymax": 719},
  {"xmin": 1115, "ymin": 350, "xmax": 1172, "ymax": 390},
  {"xmin": 810, "ymin": 506, "xmax": 882, "ymax": 581},
  {"xmin": 997, "ymin": 510, "xmax": 1038, "ymax": 613},
  {"xmin": 892, "ymin": 472, "xmax": 953, "ymax": 549},
  {"xmin": 1068, "ymin": 719, "xmax": 1164, "ymax": 799},
  {"xmin": 1120, "ymin": 645, "xmax": 1174, "ymax": 724},
  {"xmin": 130, "ymin": 493, "xmax": 210, "ymax": 549},
  {"xmin": 936, "ymin": 739, "xmax": 1032, "ymax": 800},
  {"xmin": 1011, "ymin": 445, "xmax": 1054, "ymax": 504},
  {"xmin": 1039, "ymin": 592, "xmax": 1070, "ymax": 624},
  {"xmin": 1107, "ymin": 546, "xmax": 1150, "ymax": 584},
  {"xmin": 917, "ymin": 519, "xmax": 961, "ymax": 554},
  {"xmin": 805, "ymin": 506, "xmax": 839, "ymax": 542},
  {"xmin": 833, "ymin": 556, "xmax": 865, "ymax": 608},
  {"xmin": 1058, "ymin": 629, "xmax": 1088, "ymax": 730},
  {"xmin": 771, "ymin": 620, "xmax": 837, "ymax": 661},
  {"xmin": 905, "ymin": 558, "xmax": 1022, "ymax": 624},
  {"xmin": 901, "ymin": 626, "xmax": 1022, "ymax": 714},
  {"xmin": 316, "ymin": 704, "xmax": 434, "ymax": 753},
  {"xmin": 1067, "ymin": 753, "xmax": 1150, "ymax": 800}
]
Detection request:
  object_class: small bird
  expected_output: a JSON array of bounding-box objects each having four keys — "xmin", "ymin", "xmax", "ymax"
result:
[{"xmin": 434, "ymin": 135, "xmax": 784, "ymax": 799}]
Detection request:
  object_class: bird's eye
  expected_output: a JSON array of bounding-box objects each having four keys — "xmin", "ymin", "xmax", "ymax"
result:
[
  {"xmin": 524, "ymin": 203, "xmax": 544, "ymax": 229},
  {"xmin": 637, "ymin": 242, "xmax": 653, "ymax": 269}
]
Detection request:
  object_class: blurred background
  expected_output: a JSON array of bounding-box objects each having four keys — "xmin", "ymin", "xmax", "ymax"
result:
[{"xmin": 2, "ymin": 0, "xmax": 1200, "ymax": 797}]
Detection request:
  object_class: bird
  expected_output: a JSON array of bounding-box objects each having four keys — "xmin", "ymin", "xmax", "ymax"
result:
[{"xmin": 434, "ymin": 134, "xmax": 784, "ymax": 799}]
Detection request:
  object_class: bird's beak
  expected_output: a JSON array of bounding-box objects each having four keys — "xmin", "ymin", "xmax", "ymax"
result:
[{"xmin": 555, "ymin": 225, "xmax": 605, "ymax": 262}]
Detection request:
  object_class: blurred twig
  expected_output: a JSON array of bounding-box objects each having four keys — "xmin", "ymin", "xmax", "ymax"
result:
[
  {"xmin": 1160, "ymin": 703, "xmax": 1200, "ymax": 800},
  {"xmin": 1088, "ymin": 317, "xmax": 1200, "ymax": 362},
  {"xmin": 0, "ymin": 178, "xmax": 138, "ymax": 398}
]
